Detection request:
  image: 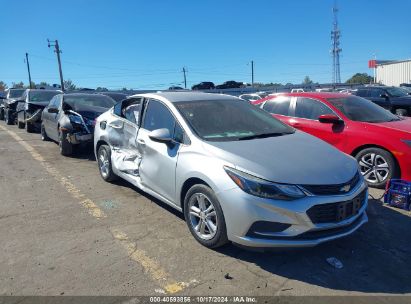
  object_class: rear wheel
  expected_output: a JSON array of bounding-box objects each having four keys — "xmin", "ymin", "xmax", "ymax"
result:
[
  {"xmin": 59, "ymin": 130, "xmax": 73, "ymax": 156},
  {"xmin": 356, "ymin": 147, "xmax": 399, "ymax": 188},
  {"xmin": 395, "ymin": 108, "xmax": 408, "ymax": 116},
  {"xmin": 184, "ymin": 184, "xmax": 228, "ymax": 248},
  {"xmin": 97, "ymin": 144, "xmax": 117, "ymax": 182}
]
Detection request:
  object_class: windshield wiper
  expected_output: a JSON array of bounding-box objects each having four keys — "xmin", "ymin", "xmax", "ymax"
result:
[{"xmin": 238, "ymin": 132, "xmax": 293, "ymax": 141}]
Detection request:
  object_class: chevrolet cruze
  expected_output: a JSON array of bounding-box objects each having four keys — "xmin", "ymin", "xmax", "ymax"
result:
[{"xmin": 94, "ymin": 92, "xmax": 368, "ymax": 248}]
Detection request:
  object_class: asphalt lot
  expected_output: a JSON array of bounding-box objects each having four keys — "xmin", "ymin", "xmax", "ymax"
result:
[{"xmin": 0, "ymin": 121, "xmax": 410, "ymax": 298}]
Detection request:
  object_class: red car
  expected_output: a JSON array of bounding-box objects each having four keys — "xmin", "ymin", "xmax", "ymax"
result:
[{"xmin": 253, "ymin": 92, "xmax": 411, "ymax": 188}]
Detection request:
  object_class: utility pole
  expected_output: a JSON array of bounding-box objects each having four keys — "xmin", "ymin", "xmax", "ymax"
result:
[
  {"xmin": 25, "ymin": 53, "xmax": 33, "ymax": 89},
  {"xmin": 182, "ymin": 67, "xmax": 187, "ymax": 89},
  {"xmin": 331, "ymin": 1, "xmax": 342, "ymax": 86},
  {"xmin": 47, "ymin": 39, "xmax": 65, "ymax": 91},
  {"xmin": 251, "ymin": 60, "xmax": 254, "ymax": 87}
]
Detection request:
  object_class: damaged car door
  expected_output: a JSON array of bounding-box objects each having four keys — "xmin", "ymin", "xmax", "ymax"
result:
[
  {"xmin": 108, "ymin": 97, "xmax": 143, "ymax": 176},
  {"xmin": 136, "ymin": 99, "xmax": 184, "ymax": 203}
]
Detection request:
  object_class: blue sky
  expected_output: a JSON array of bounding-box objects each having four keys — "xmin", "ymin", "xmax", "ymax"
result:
[{"xmin": 1, "ymin": 0, "xmax": 410, "ymax": 89}]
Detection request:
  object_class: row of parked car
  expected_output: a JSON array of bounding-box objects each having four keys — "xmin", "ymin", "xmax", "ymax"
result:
[{"xmin": 4, "ymin": 87, "xmax": 409, "ymax": 249}]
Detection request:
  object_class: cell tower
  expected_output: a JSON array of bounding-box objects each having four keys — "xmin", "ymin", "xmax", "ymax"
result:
[{"xmin": 331, "ymin": 1, "xmax": 342, "ymax": 85}]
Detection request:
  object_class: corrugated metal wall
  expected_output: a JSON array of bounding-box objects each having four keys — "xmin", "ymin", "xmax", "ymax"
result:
[{"xmin": 376, "ymin": 60, "xmax": 411, "ymax": 86}]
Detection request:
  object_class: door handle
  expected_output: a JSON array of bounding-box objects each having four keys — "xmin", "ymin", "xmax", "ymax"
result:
[{"xmin": 108, "ymin": 122, "xmax": 123, "ymax": 129}]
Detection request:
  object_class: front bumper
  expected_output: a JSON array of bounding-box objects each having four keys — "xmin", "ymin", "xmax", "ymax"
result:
[
  {"xmin": 217, "ymin": 180, "xmax": 368, "ymax": 248},
  {"xmin": 67, "ymin": 132, "xmax": 93, "ymax": 145}
]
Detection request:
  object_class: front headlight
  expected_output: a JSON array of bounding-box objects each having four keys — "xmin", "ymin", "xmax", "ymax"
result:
[
  {"xmin": 69, "ymin": 114, "xmax": 83, "ymax": 125},
  {"xmin": 224, "ymin": 166, "xmax": 305, "ymax": 200}
]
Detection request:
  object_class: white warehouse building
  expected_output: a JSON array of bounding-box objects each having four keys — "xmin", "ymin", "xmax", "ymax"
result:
[{"xmin": 376, "ymin": 59, "xmax": 411, "ymax": 86}]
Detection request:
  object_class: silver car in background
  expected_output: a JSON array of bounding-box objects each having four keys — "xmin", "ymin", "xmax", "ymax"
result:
[{"xmin": 94, "ymin": 92, "xmax": 368, "ymax": 249}]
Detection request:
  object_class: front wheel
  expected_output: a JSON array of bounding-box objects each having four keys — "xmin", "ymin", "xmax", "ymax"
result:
[
  {"xmin": 184, "ymin": 184, "xmax": 228, "ymax": 248},
  {"xmin": 356, "ymin": 147, "xmax": 399, "ymax": 188},
  {"xmin": 41, "ymin": 124, "xmax": 50, "ymax": 141},
  {"xmin": 5, "ymin": 109, "xmax": 13, "ymax": 125},
  {"xmin": 59, "ymin": 130, "xmax": 73, "ymax": 156},
  {"xmin": 0, "ymin": 108, "xmax": 4, "ymax": 120},
  {"xmin": 26, "ymin": 121, "xmax": 35, "ymax": 133},
  {"xmin": 97, "ymin": 144, "xmax": 117, "ymax": 182}
]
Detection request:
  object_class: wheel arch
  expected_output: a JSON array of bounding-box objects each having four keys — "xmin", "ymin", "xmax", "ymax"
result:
[
  {"xmin": 180, "ymin": 177, "xmax": 211, "ymax": 212},
  {"xmin": 350, "ymin": 144, "xmax": 401, "ymax": 177}
]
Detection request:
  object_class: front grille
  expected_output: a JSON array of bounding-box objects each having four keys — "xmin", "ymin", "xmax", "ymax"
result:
[
  {"xmin": 302, "ymin": 172, "xmax": 360, "ymax": 195},
  {"xmin": 307, "ymin": 189, "xmax": 366, "ymax": 224}
]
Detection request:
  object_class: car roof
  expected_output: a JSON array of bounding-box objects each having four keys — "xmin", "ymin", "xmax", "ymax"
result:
[
  {"xmin": 63, "ymin": 93, "xmax": 108, "ymax": 97},
  {"xmin": 274, "ymin": 92, "xmax": 352, "ymax": 99},
  {"xmin": 133, "ymin": 91, "xmax": 239, "ymax": 103}
]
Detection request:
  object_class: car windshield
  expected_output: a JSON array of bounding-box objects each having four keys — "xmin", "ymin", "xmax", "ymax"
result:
[
  {"xmin": 386, "ymin": 87, "xmax": 409, "ymax": 97},
  {"xmin": 175, "ymin": 99, "xmax": 295, "ymax": 141},
  {"xmin": 327, "ymin": 96, "xmax": 400, "ymax": 123},
  {"xmin": 64, "ymin": 95, "xmax": 116, "ymax": 109},
  {"xmin": 9, "ymin": 89, "xmax": 25, "ymax": 98},
  {"xmin": 29, "ymin": 91, "xmax": 60, "ymax": 103}
]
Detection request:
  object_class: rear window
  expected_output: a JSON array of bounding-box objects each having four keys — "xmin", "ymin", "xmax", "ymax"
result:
[
  {"xmin": 9, "ymin": 89, "xmax": 25, "ymax": 98},
  {"xmin": 29, "ymin": 91, "xmax": 60, "ymax": 103}
]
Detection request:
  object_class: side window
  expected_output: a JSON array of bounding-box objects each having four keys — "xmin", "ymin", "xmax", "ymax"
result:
[
  {"xmin": 295, "ymin": 98, "xmax": 334, "ymax": 120},
  {"xmin": 143, "ymin": 100, "xmax": 176, "ymax": 134},
  {"xmin": 262, "ymin": 97, "xmax": 291, "ymax": 116},
  {"xmin": 113, "ymin": 101, "xmax": 122, "ymax": 116},
  {"xmin": 142, "ymin": 99, "xmax": 185, "ymax": 143},
  {"xmin": 369, "ymin": 89, "xmax": 384, "ymax": 98},
  {"xmin": 356, "ymin": 89, "xmax": 369, "ymax": 97}
]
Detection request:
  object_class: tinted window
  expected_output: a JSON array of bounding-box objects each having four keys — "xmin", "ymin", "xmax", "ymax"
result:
[
  {"xmin": 64, "ymin": 95, "xmax": 116, "ymax": 109},
  {"xmin": 356, "ymin": 89, "xmax": 369, "ymax": 97},
  {"xmin": 369, "ymin": 88, "xmax": 384, "ymax": 98},
  {"xmin": 113, "ymin": 102, "xmax": 122, "ymax": 116},
  {"xmin": 175, "ymin": 99, "xmax": 294, "ymax": 142},
  {"xmin": 263, "ymin": 97, "xmax": 291, "ymax": 116},
  {"xmin": 143, "ymin": 100, "xmax": 176, "ymax": 134},
  {"xmin": 386, "ymin": 87, "xmax": 408, "ymax": 97},
  {"xmin": 9, "ymin": 89, "xmax": 25, "ymax": 98},
  {"xmin": 29, "ymin": 91, "xmax": 60, "ymax": 103},
  {"xmin": 327, "ymin": 96, "xmax": 400, "ymax": 123},
  {"xmin": 295, "ymin": 98, "xmax": 334, "ymax": 120}
]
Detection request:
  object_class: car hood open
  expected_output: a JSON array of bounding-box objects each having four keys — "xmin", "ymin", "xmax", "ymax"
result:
[{"xmin": 203, "ymin": 131, "xmax": 358, "ymax": 185}]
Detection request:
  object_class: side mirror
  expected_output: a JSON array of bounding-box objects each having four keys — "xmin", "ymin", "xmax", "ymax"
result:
[
  {"xmin": 48, "ymin": 107, "xmax": 59, "ymax": 114},
  {"xmin": 380, "ymin": 93, "xmax": 389, "ymax": 99},
  {"xmin": 148, "ymin": 128, "xmax": 173, "ymax": 144},
  {"xmin": 62, "ymin": 102, "xmax": 71, "ymax": 112},
  {"xmin": 318, "ymin": 114, "xmax": 343, "ymax": 124}
]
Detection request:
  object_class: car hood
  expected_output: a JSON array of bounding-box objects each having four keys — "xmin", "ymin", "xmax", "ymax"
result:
[
  {"xmin": 27, "ymin": 101, "xmax": 50, "ymax": 108},
  {"xmin": 202, "ymin": 131, "xmax": 358, "ymax": 185},
  {"xmin": 391, "ymin": 96, "xmax": 411, "ymax": 104},
  {"xmin": 365, "ymin": 117, "xmax": 411, "ymax": 134},
  {"xmin": 72, "ymin": 105, "xmax": 109, "ymax": 120}
]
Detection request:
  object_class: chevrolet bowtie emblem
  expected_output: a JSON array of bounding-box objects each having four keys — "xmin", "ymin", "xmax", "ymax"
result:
[{"xmin": 340, "ymin": 184, "xmax": 351, "ymax": 192}]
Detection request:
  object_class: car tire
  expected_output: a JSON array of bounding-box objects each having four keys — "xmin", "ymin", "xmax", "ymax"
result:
[
  {"xmin": 395, "ymin": 108, "xmax": 408, "ymax": 116},
  {"xmin": 26, "ymin": 121, "xmax": 35, "ymax": 133},
  {"xmin": 59, "ymin": 130, "xmax": 73, "ymax": 156},
  {"xmin": 18, "ymin": 120, "xmax": 25, "ymax": 129},
  {"xmin": 97, "ymin": 144, "xmax": 117, "ymax": 182},
  {"xmin": 0, "ymin": 108, "xmax": 4, "ymax": 120},
  {"xmin": 184, "ymin": 184, "xmax": 229, "ymax": 248},
  {"xmin": 5, "ymin": 109, "xmax": 13, "ymax": 125},
  {"xmin": 41, "ymin": 124, "xmax": 50, "ymax": 141},
  {"xmin": 356, "ymin": 147, "xmax": 399, "ymax": 188}
]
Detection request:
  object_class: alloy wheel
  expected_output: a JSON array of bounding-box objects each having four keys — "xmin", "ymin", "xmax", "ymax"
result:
[
  {"xmin": 359, "ymin": 152, "xmax": 390, "ymax": 184},
  {"xmin": 98, "ymin": 148, "xmax": 110, "ymax": 178},
  {"xmin": 188, "ymin": 193, "xmax": 218, "ymax": 240}
]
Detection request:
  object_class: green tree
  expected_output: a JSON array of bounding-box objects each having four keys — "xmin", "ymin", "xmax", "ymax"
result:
[
  {"xmin": 63, "ymin": 79, "xmax": 76, "ymax": 90},
  {"xmin": 96, "ymin": 87, "xmax": 108, "ymax": 92},
  {"xmin": 12, "ymin": 81, "xmax": 25, "ymax": 88},
  {"xmin": 39, "ymin": 81, "xmax": 51, "ymax": 87},
  {"xmin": 346, "ymin": 73, "xmax": 373, "ymax": 84},
  {"xmin": 303, "ymin": 76, "xmax": 313, "ymax": 85},
  {"xmin": 0, "ymin": 81, "xmax": 8, "ymax": 91}
]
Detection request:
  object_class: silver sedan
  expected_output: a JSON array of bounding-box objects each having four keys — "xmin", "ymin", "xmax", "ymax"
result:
[{"xmin": 94, "ymin": 92, "xmax": 368, "ymax": 248}]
